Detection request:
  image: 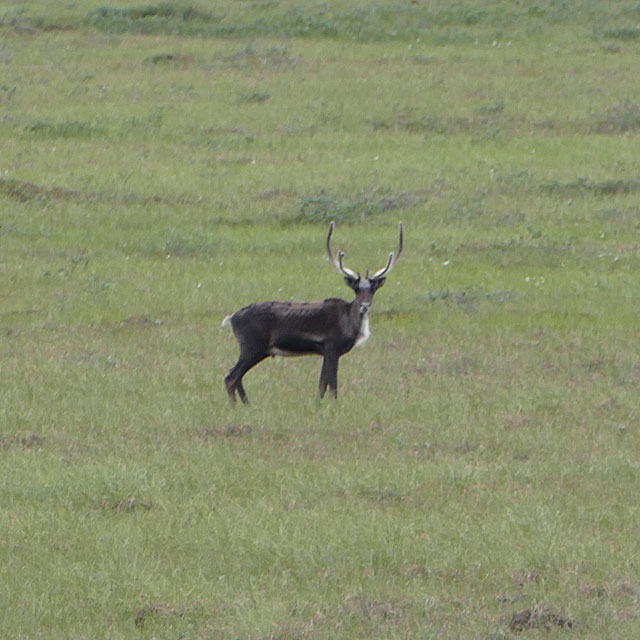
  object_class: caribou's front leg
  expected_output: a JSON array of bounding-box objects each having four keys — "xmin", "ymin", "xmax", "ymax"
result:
[{"xmin": 319, "ymin": 348, "xmax": 339, "ymax": 399}]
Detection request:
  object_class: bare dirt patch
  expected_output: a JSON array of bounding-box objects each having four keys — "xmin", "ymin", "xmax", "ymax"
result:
[
  {"xmin": 116, "ymin": 315, "xmax": 164, "ymax": 330},
  {"xmin": 341, "ymin": 593, "xmax": 408, "ymax": 623},
  {"xmin": 101, "ymin": 496, "xmax": 153, "ymax": 513},
  {"xmin": 134, "ymin": 603, "xmax": 184, "ymax": 629},
  {"xmin": 1, "ymin": 433, "xmax": 45, "ymax": 450},
  {"xmin": 0, "ymin": 176, "xmax": 203, "ymax": 207},
  {"xmin": 196, "ymin": 424, "xmax": 253, "ymax": 440},
  {"xmin": 145, "ymin": 52, "xmax": 195, "ymax": 67},
  {"xmin": 508, "ymin": 603, "xmax": 574, "ymax": 632}
]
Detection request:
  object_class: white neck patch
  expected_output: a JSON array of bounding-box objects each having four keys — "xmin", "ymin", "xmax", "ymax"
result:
[{"xmin": 354, "ymin": 312, "xmax": 371, "ymax": 347}]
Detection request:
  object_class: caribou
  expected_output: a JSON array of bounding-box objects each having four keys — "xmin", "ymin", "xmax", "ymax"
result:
[{"xmin": 222, "ymin": 221, "xmax": 403, "ymax": 403}]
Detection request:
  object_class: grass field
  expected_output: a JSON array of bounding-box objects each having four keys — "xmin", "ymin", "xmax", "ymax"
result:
[{"xmin": 2, "ymin": 1, "xmax": 640, "ymax": 638}]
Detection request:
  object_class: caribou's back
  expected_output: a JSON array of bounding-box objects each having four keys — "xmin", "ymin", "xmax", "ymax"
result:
[{"xmin": 227, "ymin": 299, "xmax": 356, "ymax": 357}]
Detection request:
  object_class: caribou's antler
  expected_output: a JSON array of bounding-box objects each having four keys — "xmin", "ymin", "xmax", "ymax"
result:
[
  {"xmin": 370, "ymin": 222, "xmax": 403, "ymax": 280},
  {"xmin": 326, "ymin": 221, "xmax": 359, "ymax": 280}
]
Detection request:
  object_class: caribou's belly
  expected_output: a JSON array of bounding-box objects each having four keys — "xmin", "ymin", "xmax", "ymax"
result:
[
  {"xmin": 269, "ymin": 335, "xmax": 324, "ymax": 357},
  {"xmin": 268, "ymin": 347, "xmax": 309, "ymax": 357}
]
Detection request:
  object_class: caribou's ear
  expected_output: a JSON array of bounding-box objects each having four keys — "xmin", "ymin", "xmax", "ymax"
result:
[
  {"xmin": 344, "ymin": 275, "xmax": 360, "ymax": 290},
  {"xmin": 372, "ymin": 277, "xmax": 386, "ymax": 290}
]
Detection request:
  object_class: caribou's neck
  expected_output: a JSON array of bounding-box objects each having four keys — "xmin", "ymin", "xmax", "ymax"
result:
[{"xmin": 349, "ymin": 294, "xmax": 372, "ymax": 348}]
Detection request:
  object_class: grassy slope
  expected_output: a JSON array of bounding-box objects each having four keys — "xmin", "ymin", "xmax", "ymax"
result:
[{"xmin": 1, "ymin": 1, "xmax": 640, "ymax": 638}]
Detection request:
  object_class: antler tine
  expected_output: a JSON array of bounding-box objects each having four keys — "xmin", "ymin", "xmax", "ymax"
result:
[
  {"xmin": 338, "ymin": 251, "xmax": 359, "ymax": 279},
  {"xmin": 326, "ymin": 221, "xmax": 359, "ymax": 279},
  {"xmin": 371, "ymin": 253, "xmax": 394, "ymax": 280},
  {"xmin": 371, "ymin": 222, "xmax": 403, "ymax": 280}
]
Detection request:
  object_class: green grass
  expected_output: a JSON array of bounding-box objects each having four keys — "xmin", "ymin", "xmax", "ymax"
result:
[{"xmin": 2, "ymin": 1, "xmax": 640, "ymax": 638}]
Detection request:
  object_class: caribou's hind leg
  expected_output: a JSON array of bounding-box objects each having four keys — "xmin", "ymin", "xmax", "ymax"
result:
[
  {"xmin": 225, "ymin": 353, "xmax": 267, "ymax": 404},
  {"xmin": 235, "ymin": 379, "xmax": 248, "ymax": 404}
]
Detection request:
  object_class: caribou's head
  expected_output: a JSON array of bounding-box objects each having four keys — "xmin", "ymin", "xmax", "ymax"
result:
[{"xmin": 326, "ymin": 221, "xmax": 403, "ymax": 314}]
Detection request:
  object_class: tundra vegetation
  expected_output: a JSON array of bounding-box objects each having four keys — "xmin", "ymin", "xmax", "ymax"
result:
[{"xmin": 1, "ymin": 1, "xmax": 639, "ymax": 638}]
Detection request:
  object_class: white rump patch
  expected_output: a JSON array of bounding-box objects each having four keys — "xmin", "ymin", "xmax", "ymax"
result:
[
  {"xmin": 221, "ymin": 314, "xmax": 234, "ymax": 327},
  {"xmin": 354, "ymin": 312, "xmax": 371, "ymax": 347}
]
